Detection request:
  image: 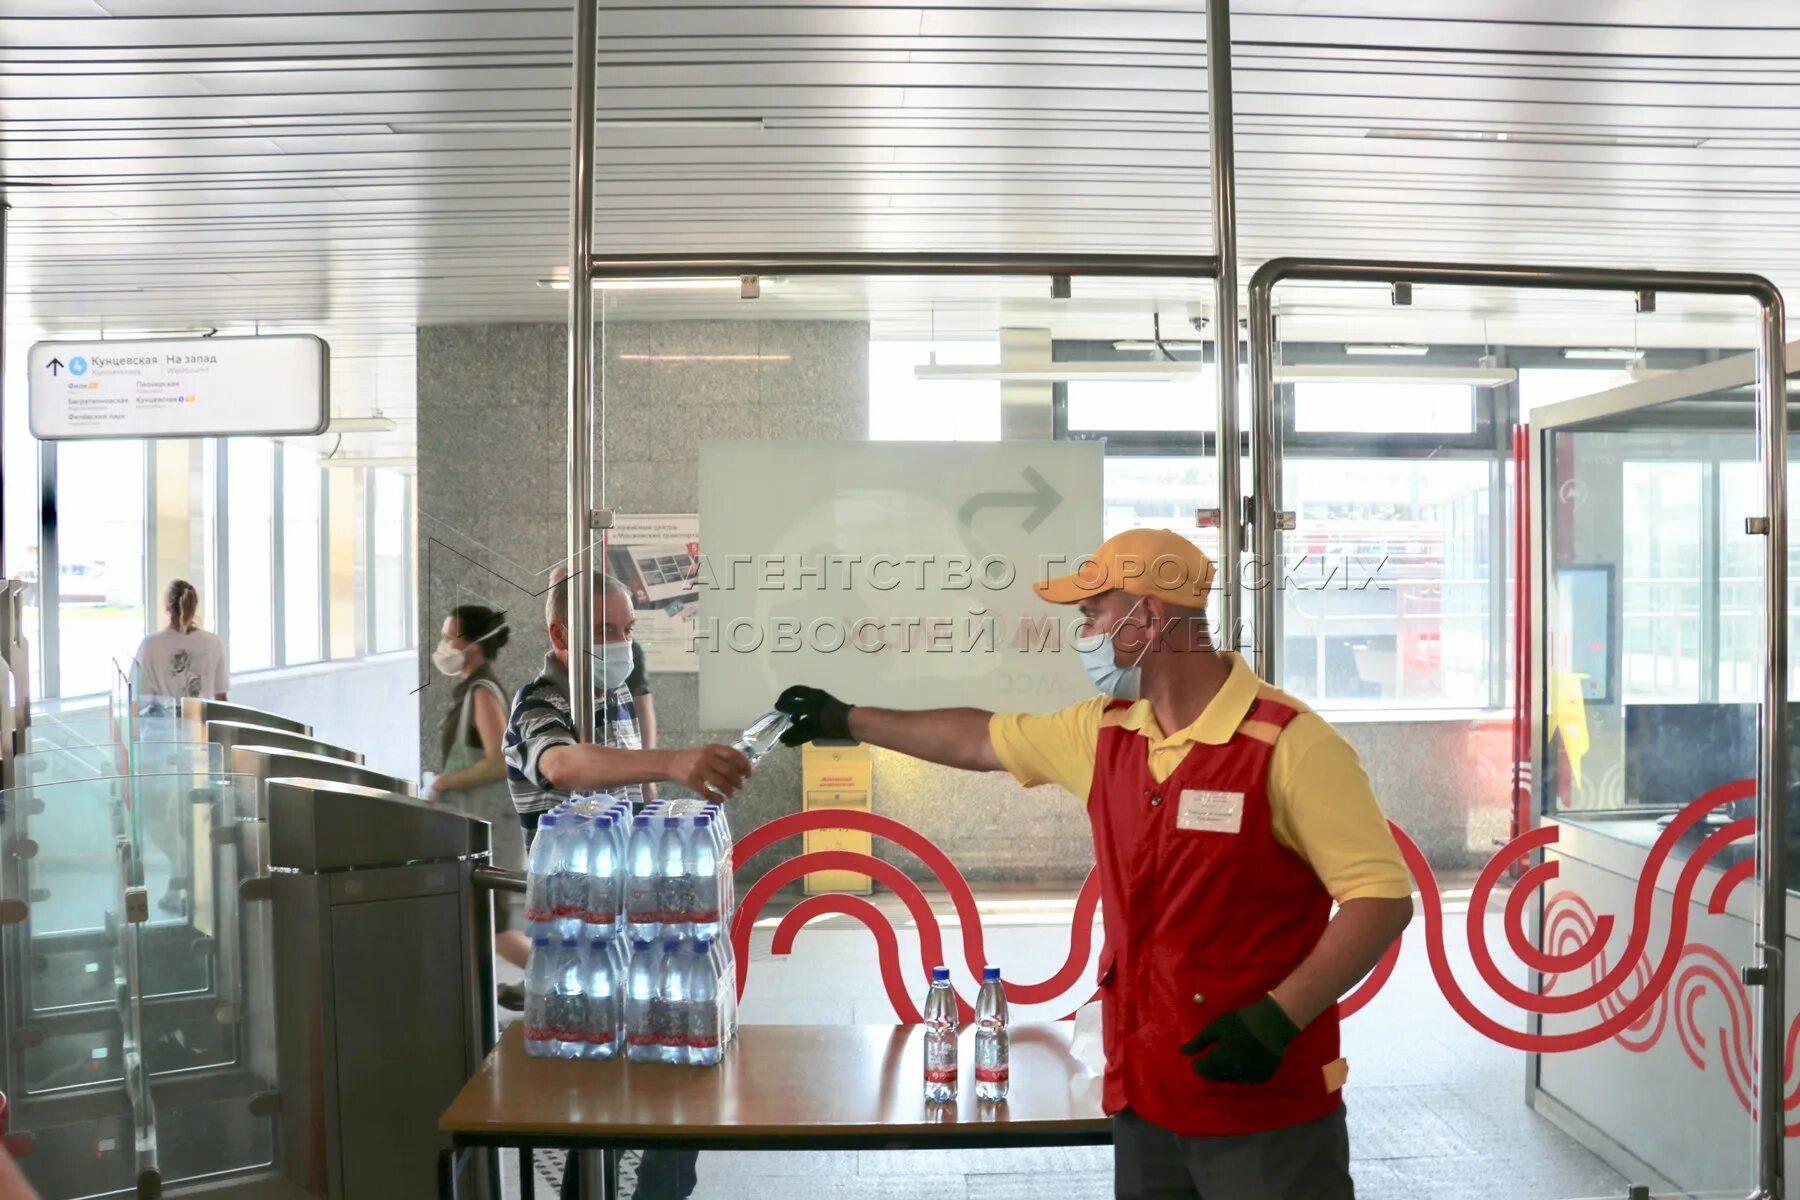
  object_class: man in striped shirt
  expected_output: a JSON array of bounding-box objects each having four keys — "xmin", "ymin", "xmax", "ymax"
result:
[
  {"xmin": 504, "ymin": 569, "xmax": 750, "ymax": 835},
  {"xmin": 503, "ymin": 568, "xmax": 747, "ymax": 1200}
]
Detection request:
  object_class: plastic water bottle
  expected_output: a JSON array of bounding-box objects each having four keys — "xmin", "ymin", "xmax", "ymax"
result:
[
  {"xmin": 707, "ymin": 805, "xmax": 736, "ymax": 926},
  {"xmin": 657, "ymin": 938, "xmax": 690, "ymax": 1065},
  {"xmin": 707, "ymin": 938, "xmax": 737, "ymax": 1047},
  {"xmin": 625, "ymin": 939, "xmax": 662, "ymax": 1063},
  {"xmin": 974, "ymin": 967, "xmax": 1010, "ymax": 1101},
  {"xmin": 523, "ymin": 936, "xmax": 559, "ymax": 1058},
  {"xmin": 583, "ymin": 935, "xmax": 620, "ymax": 1060},
  {"xmin": 524, "ymin": 814, "xmax": 563, "ymax": 937},
  {"xmin": 731, "ymin": 710, "xmax": 793, "ymax": 766},
  {"xmin": 548, "ymin": 939, "xmax": 587, "ymax": 1058},
  {"xmin": 687, "ymin": 815, "xmax": 721, "ymax": 940},
  {"xmin": 552, "ymin": 815, "xmax": 593, "ymax": 940},
  {"xmin": 626, "ymin": 815, "xmax": 663, "ymax": 941},
  {"xmin": 687, "ymin": 939, "xmax": 722, "ymax": 1066},
  {"xmin": 658, "ymin": 818, "xmax": 692, "ymax": 941},
  {"xmin": 923, "ymin": 966, "xmax": 958, "ymax": 1103},
  {"xmin": 586, "ymin": 813, "xmax": 620, "ymax": 939}
]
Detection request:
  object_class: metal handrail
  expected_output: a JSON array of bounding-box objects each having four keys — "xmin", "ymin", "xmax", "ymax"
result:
[{"xmin": 585, "ymin": 252, "xmax": 1221, "ymax": 279}]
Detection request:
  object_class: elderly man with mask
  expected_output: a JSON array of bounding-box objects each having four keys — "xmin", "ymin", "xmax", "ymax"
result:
[{"xmin": 503, "ymin": 568, "xmax": 750, "ymax": 1200}]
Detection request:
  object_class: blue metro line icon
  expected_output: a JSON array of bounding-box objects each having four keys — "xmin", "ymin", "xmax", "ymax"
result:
[{"xmin": 69, "ymin": 356, "xmax": 89, "ymax": 376}]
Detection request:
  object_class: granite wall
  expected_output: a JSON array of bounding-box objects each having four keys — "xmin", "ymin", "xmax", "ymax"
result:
[{"xmin": 415, "ymin": 321, "xmax": 1510, "ymax": 887}]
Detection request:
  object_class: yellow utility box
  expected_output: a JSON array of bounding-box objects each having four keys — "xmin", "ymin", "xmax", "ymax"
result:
[{"xmin": 802, "ymin": 742, "xmax": 874, "ymax": 895}]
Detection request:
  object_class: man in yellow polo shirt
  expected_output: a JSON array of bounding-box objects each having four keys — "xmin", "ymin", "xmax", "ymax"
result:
[{"xmin": 774, "ymin": 527, "xmax": 1413, "ymax": 1199}]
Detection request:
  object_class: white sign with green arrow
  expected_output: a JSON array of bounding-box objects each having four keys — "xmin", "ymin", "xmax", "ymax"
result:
[{"xmin": 697, "ymin": 439, "xmax": 1103, "ymax": 727}]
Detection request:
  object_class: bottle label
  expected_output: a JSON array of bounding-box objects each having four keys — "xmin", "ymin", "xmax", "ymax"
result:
[
  {"xmin": 975, "ymin": 1066, "xmax": 1009, "ymax": 1084},
  {"xmin": 924, "ymin": 1066, "xmax": 958, "ymax": 1085},
  {"xmin": 924, "ymin": 1030, "xmax": 958, "ymax": 1085},
  {"xmin": 689, "ymin": 907, "xmax": 720, "ymax": 925},
  {"xmin": 524, "ymin": 1024, "xmax": 556, "ymax": 1043},
  {"xmin": 525, "ymin": 905, "xmax": 554, "ymax": 923},
  {"xmin": 626, "ymin": 1032, "xmax": 658, "ymax": 1047},
  {"xmin": 587, "ymin": 1029, "xmax": 616, "ymax": 1046}
]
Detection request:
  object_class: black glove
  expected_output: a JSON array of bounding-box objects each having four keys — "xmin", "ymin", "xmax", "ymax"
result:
[
  {"xmin": 775, "ymin": 685, "xmax": 853, "ymax": 745},
  {"xmin": 1180, "ymin": 994, "xmax": 1301, "ymax": 1084}
]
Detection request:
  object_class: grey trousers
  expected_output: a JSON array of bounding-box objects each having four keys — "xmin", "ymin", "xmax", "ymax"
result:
[{"xmin": 1113, "ymin": 1107, "xmax": 1353, "ymax": 1200}]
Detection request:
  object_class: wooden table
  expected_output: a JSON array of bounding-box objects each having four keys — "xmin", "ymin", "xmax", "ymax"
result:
[{"xmin": 439, "ymin": 1022, "xmax": 1111, "ymax": 1199}]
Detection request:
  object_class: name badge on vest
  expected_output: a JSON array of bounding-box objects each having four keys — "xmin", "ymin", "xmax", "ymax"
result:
[{"xmin": 1176, "ymin": 789, "xmax": 1245, "ymax": 835}]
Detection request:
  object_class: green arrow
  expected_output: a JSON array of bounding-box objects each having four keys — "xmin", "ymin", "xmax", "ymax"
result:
[{"xmin": 958, "ymin": 466, "xmax": 1062, "ymax": 533}]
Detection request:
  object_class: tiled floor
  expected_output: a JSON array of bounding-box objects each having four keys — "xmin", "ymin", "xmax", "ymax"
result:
[{"xmin": 500, "ymin": 883, "xmax": 1628, "ymax": 1200}]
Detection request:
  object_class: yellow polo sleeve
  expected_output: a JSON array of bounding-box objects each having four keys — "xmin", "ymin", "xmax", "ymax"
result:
[
  {"xmin": 987, "ymin": 696, "xmax": 1107, "ymax": 800},
  {"xmin": 1268, "ymin": 713, "xmax": 1415, "ymax": 903}
]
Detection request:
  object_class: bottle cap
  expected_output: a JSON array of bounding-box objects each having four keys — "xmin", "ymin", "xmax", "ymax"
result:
[
  {"xmin": 694, "ymin": 816, "xmax": 711, "ymax": 828},
  {"xmin": 632, "ymin": 937, "xmax": 654, "ymax": 948},
  {"xmin": 983, "ymin": 966, "xmax": 1001, "ymax": 982},
  {"xmin": 634, "ymin": 814, "xmax": 651, "ymax": 827},
  {"xmin": 932, "ymin": 966, "xmax": 950, "ymax": 982},
  {"xmin": 663, "ymin": 939, "xmax": 683, "ymax": 953},
  {"xmin": 694, "ymin": 937, "xmax": 713, "ymax": 950},
  {"xmin": 561, "ymin": 938, "xmax": 578, "ymax": 949},
  {"xmin": 533, "ymin": 936, "xmax": 550, "ymax": 947},
  {"xmin": 540, "ymin": 814, "xmax": 558, "ymax": 828}
]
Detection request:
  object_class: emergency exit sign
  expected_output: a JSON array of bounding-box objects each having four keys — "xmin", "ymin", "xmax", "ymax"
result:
[{"xmin": 28, "ymin": 335, "xmax": 329, "ymax": 440}]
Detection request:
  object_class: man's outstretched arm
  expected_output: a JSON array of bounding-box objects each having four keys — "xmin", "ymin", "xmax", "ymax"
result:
[{"xmin": 777, "ymin": 686, "xmax": 1003, "ymax": 773}]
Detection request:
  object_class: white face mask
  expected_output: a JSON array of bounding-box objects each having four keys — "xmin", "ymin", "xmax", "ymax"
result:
[
  {"xmin": 433, "ymin": 621, "xmax": 509, "ymax": 678},
  {"xmin": 591, "ymin": 639, "xmax": 635, "ymax": 692},
  {"xmin": 1071, "ymin": 597, "xmax": 1150, "ymax": 701}
]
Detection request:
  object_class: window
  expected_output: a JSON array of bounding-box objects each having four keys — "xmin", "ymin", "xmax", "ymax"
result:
[
  {"xmin": 870, "ymin": 341, "xmax": 1000, "ymax": 440},
  {"xmin": 1517, "ymin": 368, "xmax": 1634, "ymax": 417},
  {"xmin": 1619, "ymin": 462, "xmax": 1702, "ymax": 701},
  {"xmin": 1291, "ymin": 382, "xmax": 1473, "ymax": 436},
  {"xmin": 1067, "ymin": 370, "xmax": 1247, "ymax": 434},
  {"xmin": 283, "ymin": 447, "xmax": 323, "ymax": 664},
  {"xmin": 55, "ymin": 442, "xmax": 148, "ymax": 697},
  {"xmin": 1279, "ymin": 459, "xmax": 1492, "ymax": 707},
  {"xmin": 226, "ymin": 439, "xmax": 275, "ymax": 671},
  {"xmin": 369, "ymin": 469, "xmax": 410, "ymax": 653}
]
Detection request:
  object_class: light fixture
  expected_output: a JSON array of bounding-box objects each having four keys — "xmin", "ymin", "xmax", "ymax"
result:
[
  {"xmin": 1344, "ymin": 344, "xmax": 1430, "ymax": 356},
  {"xmin": 916, "ymin": 363, "xmax": 1516, "ymax": 387},
  {"xmin": 1364, "ymin": 128, "xmax": 1706, "ymax": 149},
  {"xmin": 537, "ymin": 277, "xmax": 765, "ymax": 292},
  {"xmin": 616, "ymin": 353, "xmax": 790, "ymax": 363},
  {"xmin": 326, "ymin": 415, "xmax": 397, "ymax": 433},
  {"xmin": 319, "ymin": 455, "xmax": 415, "ymax": 471},
  {"xmin": 1563, "ymin": 348, "xmax": 1646, "ymax": 361},
  {"xmin": 388, "ymin": 120, "xmax": 565, "ymax": 134},
  {"xmin": 1111, "ymin": 339, "xmax": 1207, "ymax": 353}
]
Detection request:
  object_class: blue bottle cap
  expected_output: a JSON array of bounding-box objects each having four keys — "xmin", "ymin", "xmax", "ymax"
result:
[
  {"xmin": 694, "ymin": 815, "xmax": 711, "ymax": 829},
  {"xmin": 932, "ymin": 966, "xmax": 950, "ymax": 982},
  {"xmin": 632, "ymin": 937, "xmax": 654, "ymax": 948},
  {"xmin": 590, "ymin": 938, "xmax": 608, "ymax": 949},
  {"xmin": 663, "ymin": 941, "xmax": 683, "ymax": 954},
  {"xmin": 596, "ymin": 813, "xmax": 612, "ymax": 827},
  {"xmin": 561, "ymin": 938, "xmax": 578, "ymax": 949},
  {"xmin": 634, "ymin": 814, "xmax": 651, "ymax": 827},
  {"xmin": 539, "ymin": 814, "xmax": 558, "ymax": 828},
  {"xmin": 532, "ymin": 936, "xmax": 550, "ymax": 946},
  {"xmin": 983, "ymin": 966, "xmax": 1001, "ymax": 982}
]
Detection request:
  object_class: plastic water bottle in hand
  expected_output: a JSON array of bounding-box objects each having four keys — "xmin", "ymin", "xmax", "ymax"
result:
[
  {"xmin": 923, "ymin": 966, "xmax": 958, "ymax": 1103},
  {"xmin": 731, "ymin": 710, "xmax": 793, "ymax": 767},
  {"xmin": 523, "ymin": 936, "xmax": 559, "ymax": 1058},
  {"xmin": 626, "ymin": 815, "xmax": 662, "ymax": 941},
  {"xmin": 974, "ymin": 966, "xmax": 1010, "ymax": 1101},
  {"xmin": 625, "ymin": 939, "xmax": 662, "ymax": 1063}
]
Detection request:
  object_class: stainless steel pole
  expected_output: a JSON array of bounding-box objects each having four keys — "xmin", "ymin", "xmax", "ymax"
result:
[
  {"xmin": 1246, "ymin": 274, "xmax": 1278, "ymax": 679},
  {"xmin": 565, "ymin": 0, "xmax": 598, "ymax": 742},
  {"xmin": 1756, "ymin": 289, "xmax": 1789, "ymax": 1200},
  {"xmin": 1206, "ymin": 0, "xmax": 1243, "ymax": 651},
  {"xmin": 586, "ymin": 252, "xmax": 1220, "ymax": 280}
]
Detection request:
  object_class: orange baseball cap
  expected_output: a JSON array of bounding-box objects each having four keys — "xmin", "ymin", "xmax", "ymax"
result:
[{"xmin": 1034, "ymin": 527, "xmax": 1215, "ymax": 607}]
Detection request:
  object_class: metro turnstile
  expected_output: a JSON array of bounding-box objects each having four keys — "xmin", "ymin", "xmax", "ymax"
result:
[
  {"xmin": 182, "ymin": 699, "xmax": 311, "ymax": 738},
  {"xmin": 230, "ymin": 747, "xmax": 414, "ymax": 803},
  {"xmin": 206, "ymin": 722, "xmax": 362, "ymax": 765},
  {"xmin": 264, "ymin": 779, "xmax": 493, "ymax": 1200}
]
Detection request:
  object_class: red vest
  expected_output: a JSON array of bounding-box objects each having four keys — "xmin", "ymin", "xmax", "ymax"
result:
[{"xmin": 1087, "ymin": 693, "xmax": 1343, "ymax": 1137}]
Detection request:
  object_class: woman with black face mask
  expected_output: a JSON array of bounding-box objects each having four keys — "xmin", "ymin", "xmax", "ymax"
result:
[{"xmin": 427, "ymin": 604, "xmax": 529, "ymax": 972}]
